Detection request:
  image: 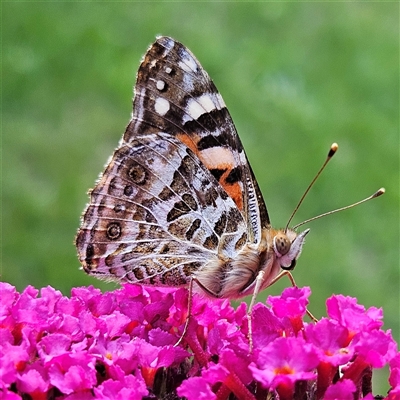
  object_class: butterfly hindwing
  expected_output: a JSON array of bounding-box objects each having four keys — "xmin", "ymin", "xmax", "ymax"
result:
[{"xmin": 76, "ymin": 132, "xmax": 248, "ymax": 284}]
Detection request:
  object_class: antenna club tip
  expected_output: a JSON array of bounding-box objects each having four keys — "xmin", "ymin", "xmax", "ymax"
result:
[
  {"xmin": 328, "ymin": 143, "xmax": 339, "ymax": 157},
  {"xmin": 374, "ymin": 188, "xmax": 385, "ymax": 197}
]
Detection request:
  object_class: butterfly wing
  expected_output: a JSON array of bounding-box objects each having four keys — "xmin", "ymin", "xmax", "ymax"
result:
[
  {"xmin": 76, "ymin": 37, "xmax": 268, "ymax": 285},
  {"xmin": 76, "ymin": 132, "xmax": 247, "ymax": 285},
  {"xmin": 125, "ymin": 36, "xmax": 270, "ymax": 242}
]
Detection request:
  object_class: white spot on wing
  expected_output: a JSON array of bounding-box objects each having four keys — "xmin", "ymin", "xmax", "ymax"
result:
[
  {"xmin": 156, "ymin": 80, "xmax": 165, "ymax": 91},
  {"xmin": 182, "ymin": 93, "xmax": 224, "ymax": 123},
  {"xmin": 154, "ymin": 97, "xmax": 170, "ymax": 116},
  {"xmin": 165, "ymin": 67, "xmax": 172, "ymax": 74},
  {"xmin": 178, "ymin": 55, "xmax": 198, "ymax": 73},
  {"xmin": 200, "ymin": 147, "xmax": 235, "ymax": 169}
]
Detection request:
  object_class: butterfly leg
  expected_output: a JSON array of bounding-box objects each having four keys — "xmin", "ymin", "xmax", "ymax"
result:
[
  {"xmin": 247, "ymin": 269, "xmax": 318, "ymax": 352},
  {"xmin": 248, "ymin": 269, "xmax": 266, "ymax": 352},
  {"xmin": 174, "ymin": 278, "xmax": 194, "ymax": 347}
]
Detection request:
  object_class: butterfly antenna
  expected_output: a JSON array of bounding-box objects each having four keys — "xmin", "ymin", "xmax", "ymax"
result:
[
  {"xmin": 293, "ymin": 188, "xmax": 385, "ymax": 230},
  {"xmin": 285, "ymin": 143, "xmax": 338, "ymax": 232}
]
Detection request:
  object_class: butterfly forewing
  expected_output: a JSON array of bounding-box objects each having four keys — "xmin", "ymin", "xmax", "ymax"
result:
[{"xmin": 125, "ymin": 36, "xmax": 269, "ymax": 241}]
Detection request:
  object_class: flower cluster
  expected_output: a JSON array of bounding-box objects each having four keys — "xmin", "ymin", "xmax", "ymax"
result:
[{"xmin": 0, "ymin": 281, "xmax": 398, "ymax": 399}]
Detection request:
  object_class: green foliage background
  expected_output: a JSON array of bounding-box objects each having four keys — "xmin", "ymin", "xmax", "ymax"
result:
[{"xmin": 3, "ymin": 2, "xmax": 399, "ymax": 392}]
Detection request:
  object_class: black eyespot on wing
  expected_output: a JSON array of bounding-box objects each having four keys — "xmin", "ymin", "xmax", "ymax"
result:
[{"xmin": 106, "ymin": 222, "xmax": 122, "ymax": 240}]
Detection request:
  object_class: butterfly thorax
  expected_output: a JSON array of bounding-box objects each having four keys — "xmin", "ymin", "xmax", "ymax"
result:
[{"xmin": 194, "ymin": 227, "xmax": 309, "ymax": 299}]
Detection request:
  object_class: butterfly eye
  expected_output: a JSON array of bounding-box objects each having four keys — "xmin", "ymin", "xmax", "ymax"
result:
[{"xmin": 273, "ymin": 233, "xmax": 291, "ymax": 256}]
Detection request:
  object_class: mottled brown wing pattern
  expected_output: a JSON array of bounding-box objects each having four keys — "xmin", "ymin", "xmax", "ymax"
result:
[
  {"xmin": 76, "ymin": 36, "xmax": 270, "ymax": 288},
  {"xmin": 76, "ymin": 132, "xmax": 247, "ymax": 285}
]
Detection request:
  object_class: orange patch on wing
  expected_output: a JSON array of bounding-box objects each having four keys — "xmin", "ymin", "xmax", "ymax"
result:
[
  {"xmin": 176, "ymin": 134, "xmax": 244, "ymax": 211},
  {"xmin": 223, "ymin": 180, "xmax": 243, "ymax": 211},
  {"xmin": 212, "ymin": 160, "xmax": 244, "ymax": 211},
  {"xmin": 207, "ymin": 161, "xmax": 244, "ymax": 211},
  {"xmin": 176, "ymin": 133, "xmax": 200, "ymax": 156}
]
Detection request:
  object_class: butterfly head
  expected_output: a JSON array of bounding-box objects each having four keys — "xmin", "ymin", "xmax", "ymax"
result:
[{"xmin": 272, "ymin": 228, "xmax": 310, "ymax": 271}]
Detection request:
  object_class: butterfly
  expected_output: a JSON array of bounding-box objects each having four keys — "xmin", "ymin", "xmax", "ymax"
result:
[{"xmin": 75, "ymin": 36, "xmax": 312, "ymax": 314}]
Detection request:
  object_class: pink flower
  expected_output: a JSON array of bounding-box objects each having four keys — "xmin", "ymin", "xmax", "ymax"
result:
[
  {"xmin": 0, "ymin": 342, "xmax": 30, "ymax": 386},
  {"xmin": 251, "ymin": 303, "xmax": 283, "ymax": 349},
  {"xmin": 37, "ymin": 333, "xmax": 72, "ymax": 362},
  {"xmin": 268, "ymin": 286, "xmax": 310, "ymax": 319},
  {"xmin": 177, "ymin": 375, "xmax": 218, "ymax": 400},
  {"xmin": 16, "ymin": 364, "xmax": 49, "ymax": 395},
  {"xmin": 0, "ymin": 389, "xmax": 23, "ymax": 400},
  {"xmin": 268, "ymin": 286, "xmax": 311, "ymax": 335},
  {"xmin": 0, "ymin": 283, "xmax": 19, "ymax": 325},
  {"xmin": 249, "ymin": 336, "xmax": 319, "ymax": 399},
  {"xmin": 47, "ymin": 352, "xmax": 97, "ymax": 394},
  {"xmin": 326, "ymin": 295, "xmax": 383, "ymax": 340},
  {"xmin": 323, "ymin": 379, "xmax": 357, "ymax": 400},
  {"xmin": 350, "ymin": 329, "xmax": 398, "ymax": 368},
  {"xmin": 389, "ymin": 353, "xmax": 400, "ymax": 390},
  {"xmin": 0, "ymin": 282, "xmax": 398, "ymax": 399},
  {"xmin": 305, "ymin": 318, "xmax": 353, "ymax": 366},
  {"xmin": 94, "ymin": 372, "xmax": 148, "ymax": 400}
]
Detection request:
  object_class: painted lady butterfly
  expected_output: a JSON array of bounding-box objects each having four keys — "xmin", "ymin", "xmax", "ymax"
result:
[{"xmin": 75, "ymin": 37, "xmax": 383, "ymax": 315}]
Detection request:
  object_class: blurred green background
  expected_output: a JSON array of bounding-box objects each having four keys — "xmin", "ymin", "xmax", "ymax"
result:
[{"xmin": 3, "ymin": 2, "xmax": 399, "ymax": 393}]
